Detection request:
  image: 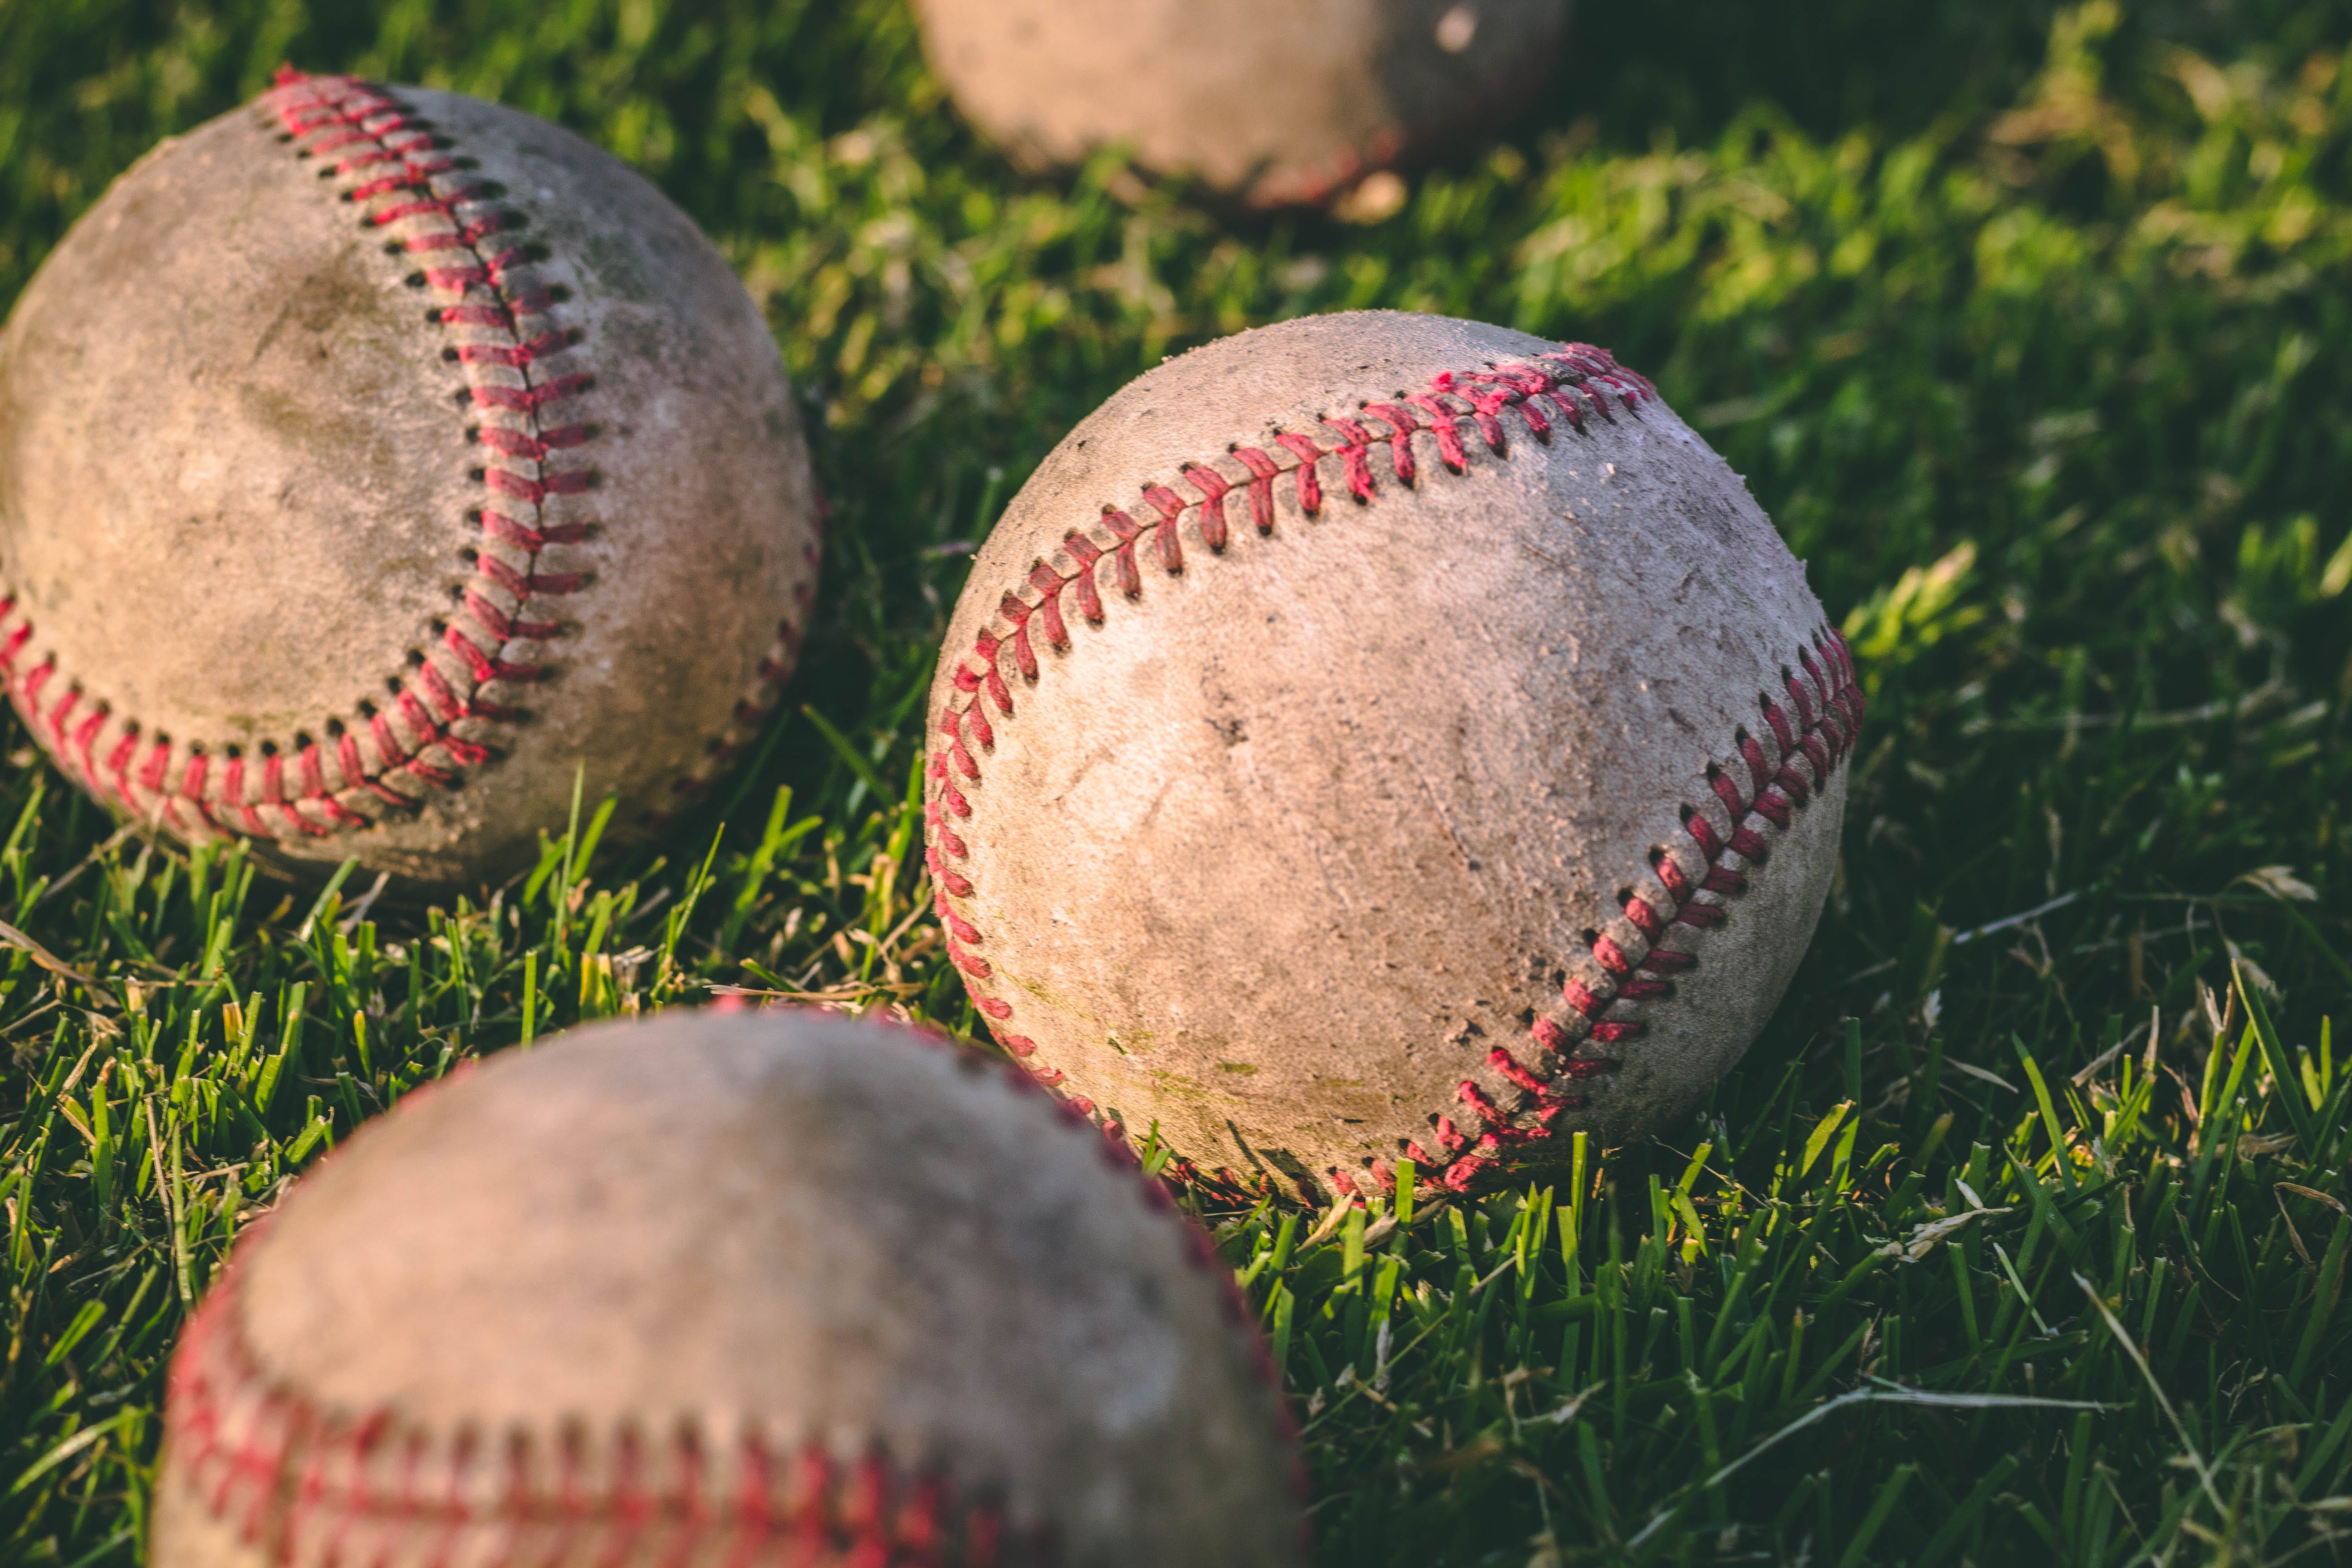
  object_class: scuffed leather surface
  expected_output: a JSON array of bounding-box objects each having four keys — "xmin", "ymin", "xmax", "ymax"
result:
[
  {"xmin": 151, "ymin": 1010, "xmax": 1301, "ymax": 1568},
  {"xmin": 913, "ymin": 0, "xmax": 1569, "ymax": 206},
  {"xmin": 0, "ymin": 81, "xmax": 818, "ymax": 886},
  {"xmin": 926, "ymin": 312, "xmax": 1847, "ymax": 1199}
]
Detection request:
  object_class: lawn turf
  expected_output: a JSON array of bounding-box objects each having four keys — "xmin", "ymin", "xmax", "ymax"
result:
[{"xmin": 4, "ymin": 0, "xmax": 2352, "ymax": 1562}]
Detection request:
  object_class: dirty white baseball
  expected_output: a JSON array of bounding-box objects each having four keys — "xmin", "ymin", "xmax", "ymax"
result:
[
  {"xmin": 0, "ymin": 72, "xmax": 820, "ymax": 886},
  {"xmin": 914, "ymin": 0, "xmax": 1570, "ymax": 208},
  {"xmin": 926, "ymin": 310, "xmax": 1860, "ymax": 1203},
  {"xmin": 152, "ymin": 1007, "xmax": 1303, "ymax": 1567}
]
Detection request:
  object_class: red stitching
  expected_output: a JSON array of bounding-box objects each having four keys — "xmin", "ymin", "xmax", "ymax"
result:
[
  {"xmin": 925, "ymin": 345, "xmax": 1865, "ymax": 1199},
  {"xmin": 1, "ymin": 71, "xmax": 811, "ymax": 850},
  {"xmin": 166, "ymin": 1274, "xmax": 1024, "ymax": 1565},
  {"xmin": 164, "ymin": 1024, "xmax": 1290, "ymax": 1564},
  {"xmin": 0, "ymin": 71, "xmax": 590, "ymax": 839},
  {"xmin": 1231, "ymin": 446, "xmax": 1282, "ymax": 533}
]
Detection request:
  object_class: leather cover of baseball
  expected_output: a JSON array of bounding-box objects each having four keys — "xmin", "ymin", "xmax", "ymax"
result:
[
  {"xmin": 0, "ymin": 73, "xmax": 820, "ymax": 886},
  {"xmin": 152, "ymin": 1007, "xmax": 1303, "ymax": 1568},
  {"xmin": 925, "ymin": 311, "xmax": 1861, "ymax": 1202},
  {"xmin": 912, "ymin": 0, "xmax": 1569, "ymax": 207}
]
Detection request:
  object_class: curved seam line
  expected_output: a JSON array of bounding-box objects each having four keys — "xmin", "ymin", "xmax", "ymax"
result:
[{"xmin": 0, "ymin": 71, "xmax": 584, "ymax": 842}]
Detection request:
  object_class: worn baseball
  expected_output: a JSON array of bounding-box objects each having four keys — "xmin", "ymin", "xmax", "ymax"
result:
[
  {"xmin": 913, "ymin": 0, "xmax": 1569, "ymax": 209},
  {"xmin": 925, "ymin": 310, "xmax": 1862, "ymax": 1203},
  {"xmin": 0, "ymin": 71, "xmax": 820, "ymax": 886},
  {"xmin": 153, "ymin": 1007, "xmax": 1303, "ymax": 1568}
]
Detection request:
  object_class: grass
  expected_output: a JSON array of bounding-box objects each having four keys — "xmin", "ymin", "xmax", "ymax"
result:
[{"xmin": 3, "ymin": 0, "xmax": 2352, "ymax": 1561}]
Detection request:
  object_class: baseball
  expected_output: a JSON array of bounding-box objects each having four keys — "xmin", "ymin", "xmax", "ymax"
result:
[
  {"xmin": 912, "ymin": 0, "xmax": 1570, "ymax": 209},
  {"xmin": 925, "ymin": 310, "xmax": 1860, "ymax": 1203},
  {"xmin": 0, "ymin": 71, "xmax": 820, "ymax": 886},
  {"xmin": 152, "ymin": 1007, "xmax": 1303, "ymax": 1568}
]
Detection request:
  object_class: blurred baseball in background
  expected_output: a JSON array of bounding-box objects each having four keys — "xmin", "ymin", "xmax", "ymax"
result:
[{"xmin": 913, "ymin": 0, "xmax": 1570, "ymax": 210}]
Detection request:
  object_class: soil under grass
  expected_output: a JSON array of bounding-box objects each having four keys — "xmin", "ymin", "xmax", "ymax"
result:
[{"xmin": 3, "ymin": 1, "xmax": 2351, "ymax": 1563}]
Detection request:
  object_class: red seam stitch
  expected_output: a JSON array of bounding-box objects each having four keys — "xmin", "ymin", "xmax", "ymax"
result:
[
  {"xmin": 1403, "ymin": 392, "xmax": 1470, "ymax": 470},
  {"xmin": 1317, "ymin": 418, "xmax": 1379, "ymax": 502},
  {"xmin": 1359, "ymin": 403, "xmax": 1421, "ymax": 485},
  {"xmin": 1230, "ymin": 446, "xmax": 1281, "ymax": 534},
  {"xmin": 1099, "ymin": 510, "xmax": 1145, "ymax": 598},
  {"xmin": 921, "ymin": 343, "xmax": 1865, "ymax": 1197},
  {"xmin": 1060, "ymin": 534, "xmax": 1105, "ymax": 624},
  {"xmin": 1143, "ymin": 485, "xmax": 1189, "ymax": 573},
  {"xmin": 1177, "ymin": 465, "xmax": 1231, "ymax": 550},
  {"xmin": 1271, "ymin": 433, "xmax": 1327, "ymax": 516},
  {"xmin": 1429, "ymin": 371, "xmax": 1511, "ymax": 453},
  {"xmin": 1024, "ymin": 563, "xmax": 1069, "ymax": 652}
]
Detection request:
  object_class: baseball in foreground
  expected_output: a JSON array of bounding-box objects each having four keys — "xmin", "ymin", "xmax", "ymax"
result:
[
  {"xmin": 0, "ymin": 71, "xmax": 820, "ymax": 886},
  {"xmin": 926, "ymin": 311, "xmax": 1861, "ymax": 1203},
  {"xmin": 913, "ymin": 0, "xmax": 1570, "ymax": 209},
  {"xmin": 152, "ymin": 1007, "xmax": 1303, "ymax": 1568}
]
